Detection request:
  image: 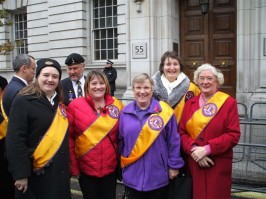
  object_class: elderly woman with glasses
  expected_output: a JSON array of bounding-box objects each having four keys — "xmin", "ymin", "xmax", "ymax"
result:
[{"xmin": 179, "ymin": 63, "xmax": 240, "ymax": 199}]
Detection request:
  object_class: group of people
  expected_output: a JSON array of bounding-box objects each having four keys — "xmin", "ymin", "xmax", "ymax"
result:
[{"xmin": 0, "ymin": 50, "xmax": 240, "ymax": 199}]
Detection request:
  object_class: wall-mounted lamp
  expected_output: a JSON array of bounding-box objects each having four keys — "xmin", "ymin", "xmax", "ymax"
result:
[
  {"xmin": 134, "ymin": 0, "xmax": 144, "ymax": 13},
  {"xmin": 199, "ymin": 0, "xmax": 209, "ymax": 15}
]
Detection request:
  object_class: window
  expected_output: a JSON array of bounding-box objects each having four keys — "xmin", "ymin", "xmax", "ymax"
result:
[
  {"xmin": 93, "ymin": 0, "xmax": 118, "ymax": 60},
  {"xmin": 14, "ymin": 13, "xmax": 28, "ymax": 54}
]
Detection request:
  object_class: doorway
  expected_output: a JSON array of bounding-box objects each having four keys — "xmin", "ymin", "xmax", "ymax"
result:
[{"xmin": 180, "ymin": 0, "xmax": 237, "ymax": 97}]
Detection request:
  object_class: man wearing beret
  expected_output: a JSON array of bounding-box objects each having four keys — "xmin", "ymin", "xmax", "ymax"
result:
[
  {"xmin": 60, "ymin": 53, "xmax": 86, "ymax": 106},
  {"xmin": 103, "ymin": 59, "xmax": 117, "ymax": 96},
  {"xmin": 1, "ymin": 54, "xmax": 35, "ymax": 199}
]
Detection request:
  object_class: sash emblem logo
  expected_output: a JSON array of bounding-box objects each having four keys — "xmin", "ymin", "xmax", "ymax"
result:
[
  {"xmin": 108, "ymin": 105, "xmax": 120, "ymax": 119},
  {"xmin": 202, "ymin": 103, "xmax": 217, "ymax": 117},
  {"xmin": 148, "ymin": 116, "xmax": 164, "ymax": 131}
]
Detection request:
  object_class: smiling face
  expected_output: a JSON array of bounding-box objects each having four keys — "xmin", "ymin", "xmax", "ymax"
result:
[
  {"xmin": 198, "ymin": 69, "xmax": 218, "ymax": 97},
  {"xmin": 87, "ymin": 75, "xmax": 106, "ymax": 100},
  {"xmin": 133, "ymin": 79, "xmax": 153, "ymax": 109},
  {"xmin": 37, "ymin": 67, "xmax": 60, "ymax": 97},
  {"xmin": 163, "ymin": 57, "xmax": 181, "ymax": 82}
]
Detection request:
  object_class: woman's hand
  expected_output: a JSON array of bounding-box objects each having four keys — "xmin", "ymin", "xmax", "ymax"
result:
[
  {"xmin": 191, "ymin": 146, "xmax": 207, "ymax": 162},
  {"xmin": 198, "ymin": 157, "xmax": 214, "ymax": 167},
  {"xmin": 169, "ymin": 169, "xmax": 179, "ymax": 179},
  {"xmin": 15, "ymin": 178, "xmax": 28, "ymax": 193}
]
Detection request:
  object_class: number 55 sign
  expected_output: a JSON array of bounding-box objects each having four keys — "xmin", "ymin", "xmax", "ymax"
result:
[{"xmin": 132, "ymin": 42, "xmax": 147, "ymax": 59}]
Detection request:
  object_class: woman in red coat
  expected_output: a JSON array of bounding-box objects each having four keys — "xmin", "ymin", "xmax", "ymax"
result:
[
  {"xmin": 67, "ymin": 70, "xmax": 123, "ymax": 199},
  {"xmin": 179, "ymin": 63, "xmax": 240, "ymax": 199}
]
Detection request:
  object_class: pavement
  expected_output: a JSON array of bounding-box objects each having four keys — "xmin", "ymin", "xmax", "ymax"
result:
[
  {"xmin": 70, "ymin": 178, "xmax": 266, "ymax": 199},
  {"xmin": 231, "ymin": 191, "xmax": 266, "ymax": 199}
]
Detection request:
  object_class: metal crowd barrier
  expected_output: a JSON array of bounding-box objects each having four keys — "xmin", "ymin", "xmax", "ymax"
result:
[{"xmin": 232, "ymin": 103, "xmax": 266, "ymax": 193}]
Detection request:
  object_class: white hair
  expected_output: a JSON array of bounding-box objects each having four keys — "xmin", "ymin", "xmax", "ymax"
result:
[{"xmin": 193, "ymin": 63, "xmax": 224, "ymax": 86}]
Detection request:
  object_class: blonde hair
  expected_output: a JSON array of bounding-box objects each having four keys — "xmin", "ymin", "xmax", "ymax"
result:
[{"xmin": 132, "ymin": 73, "xmax": 154, "ymax": 91}]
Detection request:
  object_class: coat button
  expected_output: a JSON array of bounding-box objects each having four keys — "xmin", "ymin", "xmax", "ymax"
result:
[{"xmin": 199, "ymin": 137, "xmax": 204, "ymax": 141}]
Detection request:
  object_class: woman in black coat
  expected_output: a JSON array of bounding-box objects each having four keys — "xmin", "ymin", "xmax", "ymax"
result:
[{"xmin": 6, "ymin": 58, "xmax": 72, "ymax": 199}]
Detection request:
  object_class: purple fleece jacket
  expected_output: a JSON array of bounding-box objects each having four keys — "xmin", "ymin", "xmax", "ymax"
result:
[{"xmin": 119, "ymin": 98, "xmax": 184, "ymax": 191}]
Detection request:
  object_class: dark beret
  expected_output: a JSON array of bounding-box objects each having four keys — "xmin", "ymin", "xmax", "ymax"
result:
[
  {"xmin": 65, "ymin": 53, "xmax": 85, "ymax": 66},
  {"xmin": 0, "ymin": 76, "xmax": 8, "ymax": 90},
  {"xmin": 36, "ymin": 58, "xmax": 62, "ymax": 79},
  {"xmin": 106, "ymin": 59, "xmax": 114, "ymax": 65}
]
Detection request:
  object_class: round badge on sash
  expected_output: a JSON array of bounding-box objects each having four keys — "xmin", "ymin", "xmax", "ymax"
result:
[
  {"xmin": 148, "ymin": 115, "xmax": 164, "ymax": 131},
  {"xmin": 202, "ymin": 103, "xmax": 217, "ymax": 117},
  {"xmin": 59, "ymin": 104, "xmax": 68, "ymax": 118},
  {"xmin": 107, "ymin": 105, "xmax": 120, "ymax": 119},
  {"xmin": 185, "ymin": 91, "xmax": 194, "ymax": 102}
]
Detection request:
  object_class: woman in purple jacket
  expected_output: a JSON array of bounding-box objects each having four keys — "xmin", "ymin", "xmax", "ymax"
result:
[{"xmin": 119, "ymin": 73, "xmax": 184, "ymax": 199}]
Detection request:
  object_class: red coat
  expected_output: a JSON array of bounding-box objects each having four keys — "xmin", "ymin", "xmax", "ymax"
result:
[
  {"xmin": 67, "ymin": 94, "xmax": 119, "ymax": 177},
  {"xmin": 179, "ymin": 94, "xmax": 240, "ymax": 199}
]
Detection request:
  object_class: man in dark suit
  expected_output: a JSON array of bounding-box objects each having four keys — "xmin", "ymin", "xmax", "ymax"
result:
[
  {"xmin": 1, "ymin": 54, "xmax": 36, "ymax": 199},
  {"xmin": 2, "ymin": 54, "xmax": 36, "ymax": 117},
  {"xmin": 60, "ymin": 53, "xmax": 86, "ymax": 106}
]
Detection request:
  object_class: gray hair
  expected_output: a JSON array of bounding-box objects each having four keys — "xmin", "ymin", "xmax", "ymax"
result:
[
  {"xmin": 12, "ymin": 54, "xmax": 35, "ymax": 72},
  {"xmin": 193, "ymin": 63, "xmax": 224, "ymax": 86},
  {"xmin": 132, "ymin": 73, "xmax": 154, "ymax": 91}
]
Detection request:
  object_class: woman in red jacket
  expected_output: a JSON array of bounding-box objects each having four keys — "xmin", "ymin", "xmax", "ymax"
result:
[
  {"xmin": 179, "ymin": 63, "xmax": 240, "ymax": 199},
  {"xmin": 67, "ymin": 70, "xmax": 123, "ymax": 199}
]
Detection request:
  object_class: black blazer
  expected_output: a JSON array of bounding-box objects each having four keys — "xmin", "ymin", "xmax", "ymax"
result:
[{"xmin": 60, "ymin": 76, "xmax": 86, "ymax": 106}]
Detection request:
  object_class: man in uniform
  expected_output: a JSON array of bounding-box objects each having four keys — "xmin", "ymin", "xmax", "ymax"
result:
[
  {"xmin": 60, "ymin": 53, "xmax": 86, "ymax": 106},
  {"xmin": 103, "ymin": 59, "xmax": 117, "ymax": 96}
]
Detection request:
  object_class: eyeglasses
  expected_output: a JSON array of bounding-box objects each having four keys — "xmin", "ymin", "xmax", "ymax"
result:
[
  {"xmin": 134, "ymin": 86, "xmax": 152, "ymax": 92},
  {"xmin": 198, "ymin": 76, "xmax": 215, "ymax": 82}
]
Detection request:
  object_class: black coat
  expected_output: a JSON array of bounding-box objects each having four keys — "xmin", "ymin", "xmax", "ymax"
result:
[
  {"xmin": 103, "ymin": 67, "xmax": 117, "ymax": 92},
  {"xmin": 6, "ymin": 94, "xmax": 71, "ymax": 199},
  {"xmin": 1, "ymin": 76, "xmax": 26, "ymax": 197}
]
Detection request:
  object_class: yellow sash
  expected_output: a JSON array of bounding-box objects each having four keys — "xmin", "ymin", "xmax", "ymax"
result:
[
  {"xmin": 0, "ymin": 94, "xmax": 8, "ymax": 140},
  {"xmin": 75, "ymin": 98, "xmax": 124, "ymax": 158},
  {"xmin": 173, "ymin": 83, "xmax": 200, "ymax": 123},
  {"xmin": 32, "ymin": 104, "xmax": 68, "ymax": 170},
  {"xmin": 121, "ymin": 101, "xmax": 173, "ymax": 168},
  {"xmin": 186, "ymin": 91, "xmax": 229, "ymax": 140},
  {"xmin": 0, "ymin": 114, "xmax": 7, "ymax": 140}
]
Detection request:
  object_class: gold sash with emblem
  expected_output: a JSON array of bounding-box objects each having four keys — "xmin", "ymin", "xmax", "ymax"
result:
[
  {"xmin": 75, "ymin": 98, "xmax": 124, "ymax": 158},
  {"xmin": 0, "ymin": 113, "xmax": 7, "ymax": 140},
  {"xmin": 121, "ymin": 101, "xmax": 173, "ymax": 168},
  {"xmin": 186, "ymin": 91, "xmax": 229, "ymax": 140},
  {"xmin": 173, "ymin": 83, "xmax": 200, "ymax": 123},
  {"xmin": 32, "ymin": 104, "xmax": 68, "ymax": 171},
  {"xmin": 0, "ymin": 94, "xmax": 8, "ymax": 140}
]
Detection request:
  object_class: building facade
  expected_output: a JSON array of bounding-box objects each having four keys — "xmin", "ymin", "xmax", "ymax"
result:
[{"xmin": 1, "ymin": 0, "xmax": 266, "ymax": 117}]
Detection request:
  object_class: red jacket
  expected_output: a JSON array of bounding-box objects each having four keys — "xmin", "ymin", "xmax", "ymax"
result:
[
  {"xmin": 67, "ymin": 94, "xmax": 119, "ymax": 177},
  {"xmin": 179, "ymin": 94, "xmax": 240, "ymax": 199}
]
